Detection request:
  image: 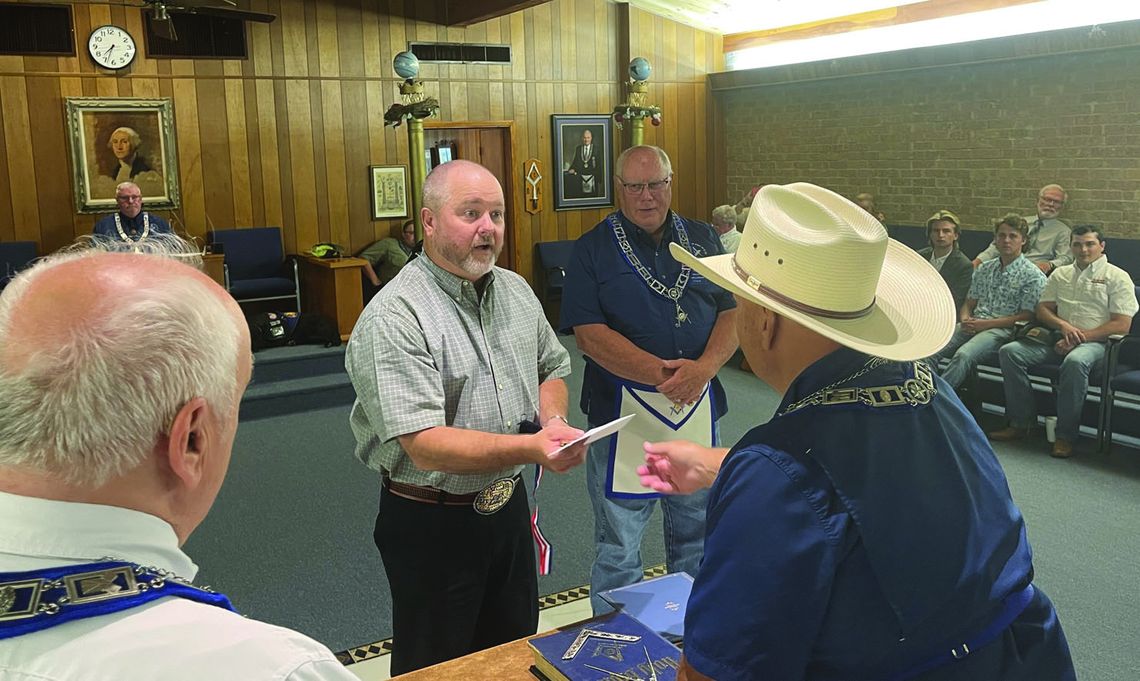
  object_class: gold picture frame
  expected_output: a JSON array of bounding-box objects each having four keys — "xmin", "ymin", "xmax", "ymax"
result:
[
  {"xmin": 65, "ymin": 97, "xmax": 181, "ymax": 214},
  {"xmin": 370, "ymin": 164, "xmax": 409, "ymax": 220}
]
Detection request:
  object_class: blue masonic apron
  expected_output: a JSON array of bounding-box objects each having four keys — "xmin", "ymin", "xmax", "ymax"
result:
[
  {"xmin": 743, "ymin": 352, "xmax": 1033, "ymax": 678},
  {"xmin": 0, "ymin": 560, "xmax": 235, "ymax": 640}
]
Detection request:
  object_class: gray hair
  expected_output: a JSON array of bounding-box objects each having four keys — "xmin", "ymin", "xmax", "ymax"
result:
[
  {"xmin": 615, "ymin": 145, "xmax": 673, "ymax": 179},
  {"xmin": 1039, "ymin": 184, "xmax": 1067, "ymax": 201},
  {"xmin": 0, "ymin": 234, "xmax": 242, "ymax": 486},
  {"xmin": 711, "ymin": 204, "xmax": 736, "ymax": 226},
  {"xmin": 108, "ymin": 126, "xmax": 141, "ymax": 152}
]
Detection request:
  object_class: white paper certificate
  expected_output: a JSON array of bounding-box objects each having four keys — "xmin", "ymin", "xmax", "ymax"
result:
[{"xmin": 549, "ymin": 414, "xmax": 636, "ymax": 458}]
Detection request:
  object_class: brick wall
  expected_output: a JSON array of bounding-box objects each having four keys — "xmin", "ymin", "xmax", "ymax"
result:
[{"xmin": 718, "ymin": 40, "xmax": 1140, "ymax": 240}]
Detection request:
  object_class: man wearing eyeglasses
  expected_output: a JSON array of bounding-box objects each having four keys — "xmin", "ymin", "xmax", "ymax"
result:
[
  {"xmin": 560, "ymin": 145, "xmax": 738, "ymax": 614},
  {"xmin": 92, "ymin": 182, "xmax": 173, "ymax": 243},
  {"xmin": 973, "ymin": 184, "xmax": 1071, "ymax": 275}
]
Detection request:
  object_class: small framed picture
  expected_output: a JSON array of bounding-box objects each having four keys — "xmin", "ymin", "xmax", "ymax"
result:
[
  {"xmin": 65, "ymin": 97, "xmax": 181, "ymax": 214},
  {"xmin": 552, "ymin": 114, "xmax": 614, "ymax": 211},
  {"xmin": 370, "ymin": 165, "xmax": 409, "ymax": 220}
]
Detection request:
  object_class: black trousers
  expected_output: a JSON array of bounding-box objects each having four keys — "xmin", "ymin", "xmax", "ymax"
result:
[{"xmin": 374, "ymin": 480, "xmax": 538, "ymax": 675}]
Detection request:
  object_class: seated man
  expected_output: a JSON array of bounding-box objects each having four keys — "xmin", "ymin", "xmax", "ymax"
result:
[
  {"xmin": 359, "ymin": 219, "xmax": 417, "ymax": 290},
  {"xmin": 918, "ymin": 209, "xmax": 973, "ymax": 312},
  {"xmin": 0, "ymin": 235, "xmax": 356, "ymax": 680},
  {"xmin": 932, "ymin": 214, "xmax": 1046, "ymax": 389},
  {"xmin": 974, "ymin": 184, "xmax": 1071, "ymax": 274},
  {"xmin": 992, "ymin": 225, "xmax": 1138, "ymax": 458},
  {"xmin": 711, "ymin": 204, "xmax": 740, "ymax": 253},
  {"xmin": 92, "ymin": 182, "xmax": 172, "ymax": 242}
]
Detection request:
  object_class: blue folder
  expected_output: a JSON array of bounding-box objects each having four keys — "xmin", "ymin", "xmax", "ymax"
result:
[{"xmin": 597, "ymin": 571, "xmax": 694, "ymax": 643}]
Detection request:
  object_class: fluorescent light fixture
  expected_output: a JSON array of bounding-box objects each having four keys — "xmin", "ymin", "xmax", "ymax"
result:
[
  {"xmin": 725, "ymin": 0, "xmax": 927, "ymax": 34},
  {"xmin": 727, "ymin": 0, "xmax": 1140, "ymax": 71}
]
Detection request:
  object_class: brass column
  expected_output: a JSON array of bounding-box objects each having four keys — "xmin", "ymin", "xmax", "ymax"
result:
[
  {"xmin": 614, "ymin": 58, "xmax": 660, "ymax": 151},
  {"xmin": 388, "ymin": 51, "xmax": 439, "ymax": 241}
]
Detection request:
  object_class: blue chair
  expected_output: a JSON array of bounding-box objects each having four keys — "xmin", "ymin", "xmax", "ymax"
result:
[
  {"xmin": 0, "ymin": 241, "xmax": 37, "ymax": 290},
  {"xmin": 535, "ymin": 240, "xmax": 575, "ymax": 304},
  {"xmin": 1099, "ymin": 286, "xmax": 1140, "ymax": 450},
  {"xmin": 207, "ymin": 228, "xmax": 300, "ymax": 310}
]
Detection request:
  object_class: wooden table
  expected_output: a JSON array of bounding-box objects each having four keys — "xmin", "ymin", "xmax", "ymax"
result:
[
  {"xmin": 390, "ymin": 633, "xmax": 543, "ymax": 680},
  {"xmin": 201, "ymin": 253, "xmax": 225, "ymax": 287},
  {"xmin": 297, "ymin": 255, "xmax": 367, "ymax": 341}
]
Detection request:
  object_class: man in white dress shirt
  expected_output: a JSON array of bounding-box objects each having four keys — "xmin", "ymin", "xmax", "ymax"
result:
[
  {"xmin": 991, "ymin": 225, "xmax": 1138, "ymax": 458},
  {"xmin": 0, "ymin": 236, "xmax": 356, "ymax": 680}
]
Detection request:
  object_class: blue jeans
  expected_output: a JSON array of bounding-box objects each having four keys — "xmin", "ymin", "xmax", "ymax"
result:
[
  {"xmin": 586, "ymin": 431, "xmax": 709, "ymax": 615},
  {"xmin": 934, "ymin": 326, "xmax": 1016, "ymax": 388},
  {"xmin": 999, "ymin": 339, "xmax": 1105, "ymax": 442}
]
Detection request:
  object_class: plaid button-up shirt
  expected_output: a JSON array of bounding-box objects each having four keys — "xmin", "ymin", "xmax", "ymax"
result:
[{"xmin": 346, "ymin": 254, "xmax": 571, "ymax": 494}]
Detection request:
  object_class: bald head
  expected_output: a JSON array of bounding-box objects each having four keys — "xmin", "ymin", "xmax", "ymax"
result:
[
  {"xmin": 420, "ymin": 160, "xmax": 505, "ymax": 281},
  {"xmin": 0, "ymin": 239, "xmax": 247, "ymax": 488}
]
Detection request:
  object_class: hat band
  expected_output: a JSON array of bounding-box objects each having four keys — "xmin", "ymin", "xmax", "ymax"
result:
[{"xmin": 731, "ymin": 257, "xmax": 875, "ymax": 321}]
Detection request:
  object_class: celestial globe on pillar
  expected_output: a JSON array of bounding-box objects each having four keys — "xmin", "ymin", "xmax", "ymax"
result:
[
  {"xmin": 393, "ymin": 50, "xmax": 420, "ymax": 80},
  {"xmin": 629, "ymin": 57, "xmax": 652, "ymax": 82}
]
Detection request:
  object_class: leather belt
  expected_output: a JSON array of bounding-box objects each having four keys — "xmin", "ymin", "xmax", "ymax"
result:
[{"xmin": 383, "ymin": 474, "xmax": 521, "ymax": 507}]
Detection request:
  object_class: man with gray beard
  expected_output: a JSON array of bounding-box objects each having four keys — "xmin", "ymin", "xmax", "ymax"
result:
[{"xmin": 345, "ymin": 160, "xmax": 588, "ymax": 674}]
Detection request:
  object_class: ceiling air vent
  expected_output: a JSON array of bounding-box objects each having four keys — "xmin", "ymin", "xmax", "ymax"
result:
[
  {"xmin": 0, "ymin": 3, "xmax": 74, "ymax": 56},
  {"xmin": 409, "ymin": 42, "xmax": 511, "ymax": 64},
  {"xmin": 144, "ymin": 12, "xmax": 247, "ymax": 59}
]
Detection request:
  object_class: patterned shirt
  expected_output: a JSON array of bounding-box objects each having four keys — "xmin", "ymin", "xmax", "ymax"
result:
[
  {"xmin": 1041, "ymin": 255, "xmax": 1138, "ymax": 330},
  {"xmin": 345, "ymin": 254, "xmax": 571, "ymax": 494},
  {"xmin": 968, "ymin": 254, "xmax": 1046, "ymax": 320}
]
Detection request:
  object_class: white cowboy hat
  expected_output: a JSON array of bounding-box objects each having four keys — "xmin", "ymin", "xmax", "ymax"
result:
[{"xmin": 670, "ymin": 182, "xmax": 954, "ymax": 361}]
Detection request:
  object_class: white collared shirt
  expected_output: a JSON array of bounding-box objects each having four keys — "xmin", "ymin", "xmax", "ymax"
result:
[
  {"xmin": 929, "ymin": 251, "xmax": 950, "ymax": 272},
  {"xmin": 0, "ymin": 492, "xmax": 356, "ymax": 681},
  {"xmin": 1041, "ymin": 255, "xmax": 1138, "ymax": 330}
]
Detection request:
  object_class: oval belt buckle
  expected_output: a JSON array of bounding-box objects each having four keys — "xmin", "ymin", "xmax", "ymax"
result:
[{"xmin": 473, "ymin": 477, "xmax": 516, "ymax": 515}]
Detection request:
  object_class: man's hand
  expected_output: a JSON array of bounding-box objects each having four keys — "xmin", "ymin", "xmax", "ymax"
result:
[
  {"xmin": 1057, "ymin": 320, "xmax": 1086, "ymax": 348},
  {"xmin": 656, "ymin": 358, "xmax": 712, "ymax": 405},
  {"xmin": 1036, "ymin": 261, "xmax": 1053, "ymax": 274},
  {"xmin": 972, "ymin": 258, "xmax": 982, "ymax": 268},
  {"xmin": 638, "ymin": 440, "xmax": 728, "ymax": 495},
  {"xmin": 533, "ymin": 420, "xmax": 587, "ymax": 473},
  {"xmin": 960, "ymin": 317, "xmax": 980, "ymax": 335}
]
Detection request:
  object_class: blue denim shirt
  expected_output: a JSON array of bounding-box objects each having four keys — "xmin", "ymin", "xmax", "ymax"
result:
[
  {"xmin": 968, "ymin": 254, "xmax": 1046, "ymax": 319},
  {"xmin": 683, "ymin": 347, "xmax": 1073, "ymax": 680},
  {"xmin": 559, "ymin": 211, "xmax": 735, "ymax": 424}
]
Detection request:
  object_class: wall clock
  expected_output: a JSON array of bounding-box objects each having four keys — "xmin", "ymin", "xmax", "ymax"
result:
[{"xmin": 88, "ymin": 25, "xmax": 137, "ymax": 70}]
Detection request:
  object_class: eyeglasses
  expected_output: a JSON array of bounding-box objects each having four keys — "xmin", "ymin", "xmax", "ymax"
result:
[
  {"xmin": 116, "ymin": 195, "xmax": 142, "ymax": 203},
  {"xmin": 619, "ymin": 177, "xmax": 672, "ymax": 195},
  {"xmin": 1038, "ymin": 196, "xmax": 1065, "ymax": 206}
]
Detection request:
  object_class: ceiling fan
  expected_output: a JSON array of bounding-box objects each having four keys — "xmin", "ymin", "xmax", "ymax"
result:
[{"xmin": 140, "ymin": 0, "xmax": 276, "ymax": 41}]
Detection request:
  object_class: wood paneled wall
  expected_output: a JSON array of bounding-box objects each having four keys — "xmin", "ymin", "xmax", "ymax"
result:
[{"xmin": 0, "ymin": 0, "xmax": 723, "ymax": 285}]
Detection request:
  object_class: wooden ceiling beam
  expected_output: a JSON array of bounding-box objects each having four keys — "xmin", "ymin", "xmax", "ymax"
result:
[{"xmin": 443, "ymin": 0, "xmax": 552, "ymax": 27}]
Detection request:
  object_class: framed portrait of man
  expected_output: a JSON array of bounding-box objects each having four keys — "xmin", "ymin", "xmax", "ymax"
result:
[
  {"xmin": 65, "ymin": 97, "xmax": 181, "ymax": 214},
  {"xmin": 552, "ymin": 114, "xmax": 614, "ymax": 211}
]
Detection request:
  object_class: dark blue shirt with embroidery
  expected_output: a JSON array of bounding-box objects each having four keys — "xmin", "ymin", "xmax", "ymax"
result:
[
  {"xmin": 684, "ymin": 347, "xmax": 1075, "ymax": 680},
  {"xmin": 559, "ymin": 210, "xmax": 735, "ymax": 425}
]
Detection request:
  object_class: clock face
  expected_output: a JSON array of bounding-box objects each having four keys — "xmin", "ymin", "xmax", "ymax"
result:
[{"xmin": 88, "ymin": 25, "xmax": 137, "ymax": 70}]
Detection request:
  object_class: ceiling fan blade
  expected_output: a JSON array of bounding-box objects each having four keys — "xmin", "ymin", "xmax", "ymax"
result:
[{"xmin": 149, "ymin": 11, "xmax": 178, "ymax": 41}]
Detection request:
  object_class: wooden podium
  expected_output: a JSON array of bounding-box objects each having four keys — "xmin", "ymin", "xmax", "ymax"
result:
[{"xmin": 297, "ymin": 256, "xmax": 368, "ymax": 341}]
